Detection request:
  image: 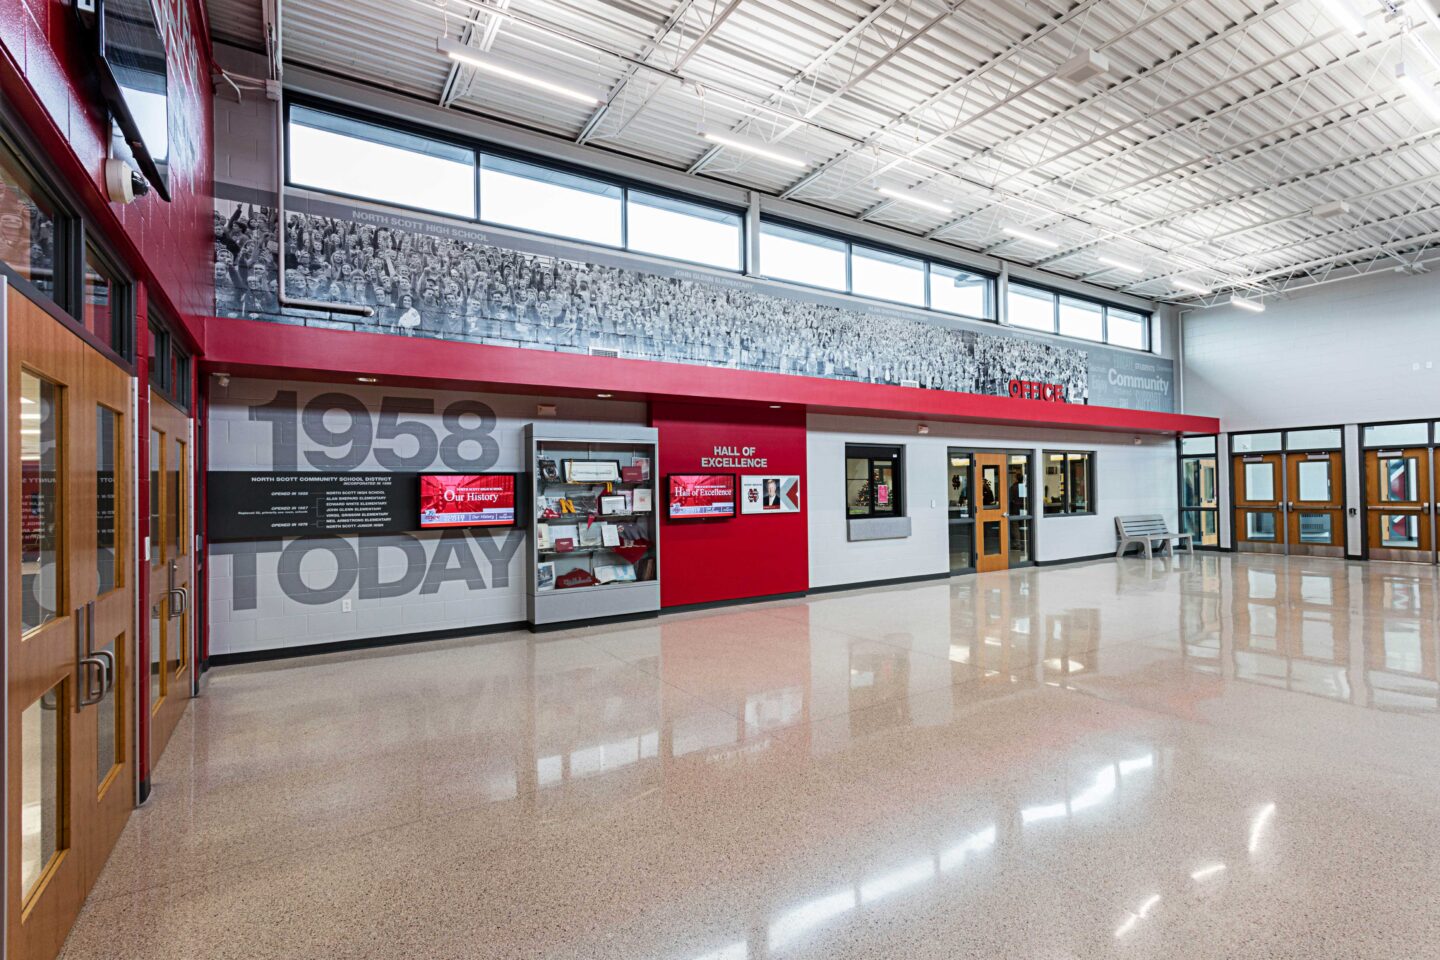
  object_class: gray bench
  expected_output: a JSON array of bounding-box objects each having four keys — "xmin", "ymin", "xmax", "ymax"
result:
[{"xmin": 1115, "ymin": 515, "xmax": 1193, "ymax": 558}]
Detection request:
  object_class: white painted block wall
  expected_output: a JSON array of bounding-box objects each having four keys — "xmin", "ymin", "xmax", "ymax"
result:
[{"xmin": 806, "ymin": 414, "xmax": 1178, "ymax": 589}]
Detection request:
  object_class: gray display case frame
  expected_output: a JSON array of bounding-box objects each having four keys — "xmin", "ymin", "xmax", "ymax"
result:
[{"xmin": 524, "ymin": 422, "xmax": 661, "ymax": 629}]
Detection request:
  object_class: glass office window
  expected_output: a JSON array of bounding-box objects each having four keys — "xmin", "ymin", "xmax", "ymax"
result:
[
  {"xmin": 0, "ymin": 144, "xmax": 59, "ymax": 300},
  {"xmin": 1007, "ymin": 284, "xmax": 1055, "ymax": 332},
  {"xmin": 1058, "ymin": 297, "xmax": 1103, "ymax": 341},
  {"xmin": 1043, "ymin": 451, "xmax": 1094, "ymax": 515},
  {"xmin": 760, "ymin": 222, "xmax": 847, "ymax": 291},
  {"xmin": 288, "ymin": 106, "xmax": 476, "ymax": 218},
  {"xmin": 82, "ymin": 247, "xmax": 123, "ymax": 350},
  {"xmin": 1363, "ymin": 422, "xmax": 1430, "ymax": 447},
  {"xmin": 850, "ymin": 246, "xmax": 925, "ymax": 306},
  {"xmin": 480, "ymin": 155, "xmax": 622, "ymax": 247},
  {"xmin": 1232, "ymin": 432, "xmax": 1282, "ymax": 453},
  {"xmin": 1180, "ymin": 435, "xmax": 1216, "ymax": 456},
  {"xmin": 1285, "ymin": 428, "xmax": 1342, "ymax": 451},
  {"xmin": 625, "ymin": 192, "xmax": 741, "ymax": 270},
  {"xmin": 1107, "ymin": 308, "xmax": 1146, "ymax": 349},
  {"xmin": 929, "ymin": 263, "xmax": 990, "ymax": 318},
  {"xmin": 845, "ymin": 444, "xmax": 904, "ymax": 518}
]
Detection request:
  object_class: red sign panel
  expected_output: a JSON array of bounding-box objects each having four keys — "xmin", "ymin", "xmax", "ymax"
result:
[
  {"xmin": 419, "ymin": 474, "xmax": 517, "ymax": 528},
  {"xmin": 667, "ymin": 474, "xmax": 737, "ymax": 519}
]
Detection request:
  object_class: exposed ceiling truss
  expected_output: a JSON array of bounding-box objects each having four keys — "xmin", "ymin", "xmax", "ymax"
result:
[{"xmin": 206, "ymin": 0, "xmax": 1440, "ymax": 307}]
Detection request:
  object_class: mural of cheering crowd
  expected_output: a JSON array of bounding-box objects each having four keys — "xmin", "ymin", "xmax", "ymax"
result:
[{"xmin": 214, "ymin": 199, "xmax": 1091, "ymax": 402}]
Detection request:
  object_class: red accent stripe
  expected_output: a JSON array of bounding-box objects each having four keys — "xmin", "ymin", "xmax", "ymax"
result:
[{"xmin": 202, "ymin": 317, "xmax": 1220, "ymax": 435}]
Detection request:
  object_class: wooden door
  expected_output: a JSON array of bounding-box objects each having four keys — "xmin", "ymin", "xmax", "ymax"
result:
[
  {"xmin": 1364, "ymin": 448, "xmax": 1434, "ymax": 563},
  {"xmin": 146, "ymin": 392, "xmax": 193, "ymax": 765},
  {"xmin": 974, "ymin": 453, "xmax": 1009, "ymax": 573},
  {"xmin": 1285, "ymin": 451, "xmax": 1345, "ymax": 558},
  {"xmin": 1233, "ymin": 454, "xmax": 1285, "ymax": 554},
  {"xmin": 7, "ymin": 285, "xmax": 135, "ymax": 960}
]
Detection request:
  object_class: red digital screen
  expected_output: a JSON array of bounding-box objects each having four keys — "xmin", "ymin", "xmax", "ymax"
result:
[
  {"xmin": 419, "ymin": 474, "xmax": 517, "ymax": 528},
  {"xmin": 667, "ymin": 474, "xmax": 737, "ymax": 519}
]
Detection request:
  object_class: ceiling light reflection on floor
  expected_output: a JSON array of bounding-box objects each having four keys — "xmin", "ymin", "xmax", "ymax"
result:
[
  {"xmin": 1190, "ymin": 862, "xmax": 1227, "ymax": 881},
  {"xmin": 1249, "ymin": 802, "xmax": 1277, "ymax": 853}
]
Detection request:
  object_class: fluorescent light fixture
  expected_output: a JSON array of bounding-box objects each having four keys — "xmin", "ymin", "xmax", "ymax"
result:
[
  {"xmin": 1311, "ymin": 200, "xmax": 1351, "ymax": 219},
  {"xmin": 1321, "ymin": 0, "xmax": 1366, "ymax": 35},
  {"xmin": 437, "ymin": 36, "xmax": 603, "ymax": 106},
  {"xmin": 699, "ymin": 128, "xmax": 808, "ymax": 168},
  {"xmin": 876, "ymin": 185, "xmax": 952, "ymax": 215},
  {"xmin": 1396, "ymin": 62, "xmax": 1440, "ymax": 119},
  {"xmin": 1173, "ymin": 278, "xmax": 1211, "ymax": 295},
  {"xmin": 1230, "ymin": 294, "xmax": 1265, "ymax": 312},
  {"xmin": 1097, "ymin": 255, "xmax": 1141, "ymax": 274},
  {"xmin": 1001, "ymin": 226, "xmax": 1059, "ymax": 248}
]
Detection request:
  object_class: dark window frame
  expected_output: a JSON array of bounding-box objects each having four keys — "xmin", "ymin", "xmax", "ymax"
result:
[
  {"xmin": 846, "ymin": 443, "xmax": 906, "ymax": 519},
  {"xmin": 1176, "ymin": 434, "xmax": 1220, "ymax": 550},
  {"xmin": 1042, "ymin": 449, "xmax": 1096, "ymax": 517},
  {"xmin": 1005, "ymin": 279, "xmax": 1153, "ymax": 353},
  {"xmin": 147, "ymin": 312, "xmax": 191, "ymax": 412}
]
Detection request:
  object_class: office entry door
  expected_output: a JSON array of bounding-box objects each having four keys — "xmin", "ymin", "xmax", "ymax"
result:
[
  {"xmin": 1285, "ymin": 452, "xmax": 1346, "ymax": 558},
  {"xmin": 975, "ymin": 453, "xmax": 1009, "ymax": 573},
  {"xmin": 1364, "ymin": 448, "xmax": 1434, "ymax": 564},
  {"xmin": 146, "ymin": 391, "xmax": 194, "ymax": 767},
  {"xmin": 7, "ymin": 284, "xmax": 135, "ymax": 960},
  {"xmin": 1234, "ymin": 454, "xmax": 1286, "ymax": 553}
]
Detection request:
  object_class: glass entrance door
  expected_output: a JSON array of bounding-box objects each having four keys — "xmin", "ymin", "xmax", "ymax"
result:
[
  {"xmin": 7, "ymin": 283, "xmax": 135, "ymax": 960},
  {"xmin": 947, "ymin": 451, "xmax": 974, "ymax": 574},
  {"xmin": 1364, "ymin": 448, "xmax": 1434, "ymax": 564},
  {"xmin": 974, "ymin": 453, "xmax": 1009, "ymax": 573},
  {"xmin": 1233, "ymin": 453, "xmax": 1286, "ymax": 553},
  {"xmin": 146, "ymin": 390, "xmax": 194, "ymax": 766},
  {"xmin": 1286, "ymin": 452, "xmax": 1345, "ymax": 558}
]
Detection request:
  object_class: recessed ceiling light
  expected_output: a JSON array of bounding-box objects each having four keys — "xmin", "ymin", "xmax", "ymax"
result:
[
  {"xmin": 596, "ymin": 393, "xmax": 613, "ymax": 398},
  {"xmin": 769, "ymin": 404, "xmax": 782, "ymax": 409},
  {"xmin": 699, "ymin": 128, "xmax": 808, "ymax": 168},
  {"xmin": 438, "ymin": 36, "xmax": 604, "ymax": 106},
  {"xmin": 1229, "ymin": 295, "xmax": 1265, "ymax": 313},
  {"xmin": 1172, "ymin": 279, "xmax": 1211, "ymax": 295},
  {"xmin": 356, "ymin": 376, "xmax": 378, "ymax": 383},
  {"xmin": 1097, "ymin": 255, "xmax": 1141, "ymax": 274},
  {"xmin": 876, "ymin": 185, "xmax": 952, "ymax": 215},
  {"xmin": 1001, "ymin": 226, "xmax": 1059, "ymax": 249}
]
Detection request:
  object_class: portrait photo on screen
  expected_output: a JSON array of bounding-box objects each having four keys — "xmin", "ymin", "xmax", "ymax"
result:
[{"xmin": 419, "ymin": 474, "xmax": 518, "ymax": 528}]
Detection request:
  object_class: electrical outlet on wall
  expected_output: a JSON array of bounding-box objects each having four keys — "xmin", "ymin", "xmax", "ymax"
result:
[{"xmin": 343, "ymin": 598, "xmax": 353, "ymax": 612}]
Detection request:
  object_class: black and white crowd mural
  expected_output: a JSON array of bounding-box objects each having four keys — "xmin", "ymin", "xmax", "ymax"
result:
[{"xmin": 213, "ymin": 192, "xmax": 1174, "ymax": 411}]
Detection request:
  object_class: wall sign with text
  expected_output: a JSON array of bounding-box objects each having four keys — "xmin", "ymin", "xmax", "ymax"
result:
[
  {"xmin": 740, "ymin": 475, "xmax": 801, "ymax": 514},
  {"xmin": 207, "ymin": 472, "xmax": 417, "ymax": 541}
]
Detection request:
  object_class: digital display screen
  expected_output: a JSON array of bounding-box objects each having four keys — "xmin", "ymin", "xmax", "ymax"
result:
[
  {"xmin": 667, "ymin": 474, "xmax": 737, "ymax": 519},
  {"xmin": 419, "ymin": 474, "xmax": 517, "ymax": 528}
]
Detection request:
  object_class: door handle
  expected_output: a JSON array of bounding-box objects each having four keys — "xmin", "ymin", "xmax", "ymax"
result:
[
  {"xmin": 92, "ymin": 648, "xmax": 116, "ymax": 695},
  {"xmin": 77, "ymin": 656, "xmax": 107, "ymax": 707},
  {"xmin": 168, "ymin": 585, "xmax": 188, "ymax": 618}
]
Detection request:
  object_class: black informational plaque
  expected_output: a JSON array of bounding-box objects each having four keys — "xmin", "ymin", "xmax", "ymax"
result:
[{"xmin": 207, "ymin": 472, "xmax": 418, "ymax": 541}]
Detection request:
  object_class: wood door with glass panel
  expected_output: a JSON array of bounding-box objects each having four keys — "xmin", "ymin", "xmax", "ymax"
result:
[
  {"xmin": 1365, "ymin": 448, "xmax": 1434, "ymax": 564},
  {"xmin": 7, "ymin": 286, "xmax": 134, "ymax": 960},
  {"xmin": 146, "ymin": 391, "xmax": 193, "ymax": 765},
  {"xmin": 1233, "ymin": 454, "xmax": 1285, "ymax": 553},
  {"xmin": 1285, "ymin": 452, "xmax": 1345, "ymax": 558},
  {"xmin": 975, "ymin": 453, "xmax": 1009, "ymax": 573}
]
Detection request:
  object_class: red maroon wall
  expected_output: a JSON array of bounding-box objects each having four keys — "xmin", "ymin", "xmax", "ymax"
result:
[
  {"xmin": 651, "ymin": 401, "xmax": 809, "ymax": 608},
  {"xmin": 0, "ymin": 0, "xmax": 214, "ymax": 336}
]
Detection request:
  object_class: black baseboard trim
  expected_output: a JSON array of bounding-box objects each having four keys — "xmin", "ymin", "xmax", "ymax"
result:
[
  {"xmin": 663, "ymin": 590, "xmax": 808, "ymax": 615},
  {"xmin": 528, "ymin": 609, "xmax": 659, "ymax": 633},
  {"xmin": 807, "ymin": 571, "xmax": 952, "ymax": 595},
  {"xmin": 1036, "ymin": 551, "xmax": 1117, "ymax": 567},
  {"xmin": 207, "ymin": 620, "xmax": 527, "ymax": 667}
]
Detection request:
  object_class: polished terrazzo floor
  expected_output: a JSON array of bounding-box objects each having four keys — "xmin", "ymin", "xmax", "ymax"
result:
[{"xmin": 60, "ymin": 553, "xmax": 1440, "ymax": 959}]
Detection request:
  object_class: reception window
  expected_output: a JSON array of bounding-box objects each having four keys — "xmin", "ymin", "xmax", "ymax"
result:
[
  {"xmin": 1043, "ymin": 451, "xmax": 1095, "ymax": 516},
  {"xmin": 846, "ymin": 444, "xmax": 904, "ymax": 518}
]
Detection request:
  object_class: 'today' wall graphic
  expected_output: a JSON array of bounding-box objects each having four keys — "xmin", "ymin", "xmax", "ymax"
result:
[{"xmin": 208, "ymin": 378, "xmax": 644, "ymax": 655}]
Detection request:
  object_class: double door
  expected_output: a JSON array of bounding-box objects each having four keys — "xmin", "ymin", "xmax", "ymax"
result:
[
  {"xmin": 947, "ymin": 450, "xmax": 1032, "ymax": 574},
  {"xmin": 7, "ymin": 285, "xmax": 134, "ymax": 960},
  {"xmin": 1363, "ymin": 448, "xmax": 1436, "ymax": 564},
  {"xmin": 1233, "ymin": 451, "xmax": 1345, "ymax": 557}
]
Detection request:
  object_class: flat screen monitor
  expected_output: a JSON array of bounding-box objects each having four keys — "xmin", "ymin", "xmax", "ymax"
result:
[
  {"xmin": 419, "ymin": 474, "xmax": 517, "ymax": 529},
  {"xmin": 666, "ymin": 474, "xmax": 737, "ymax": 520},
  {"xmin": 96, "ymin": 0, "xmax": 171, "ymax": 201}
]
